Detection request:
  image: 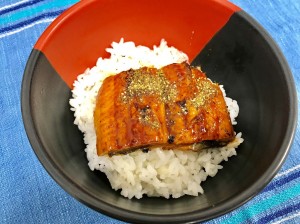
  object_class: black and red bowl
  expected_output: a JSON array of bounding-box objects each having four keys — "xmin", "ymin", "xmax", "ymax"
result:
[{"xmin": 21, "ymin": 0, "xmax": 297, "ymax": 223}]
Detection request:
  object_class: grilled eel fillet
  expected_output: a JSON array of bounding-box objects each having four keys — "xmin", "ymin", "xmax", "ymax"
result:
[{"xmin": 94, "ymin": 62, "xmax": 235, "ymax": 156}]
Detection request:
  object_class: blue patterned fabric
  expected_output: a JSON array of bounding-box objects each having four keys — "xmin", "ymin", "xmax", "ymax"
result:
[{"xmin": 0, "ymin": 0, "xmax": 299, "ymax": 223}]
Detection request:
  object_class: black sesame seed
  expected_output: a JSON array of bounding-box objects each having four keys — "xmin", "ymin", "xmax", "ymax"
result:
[
  {"xmin": 168, "ymin": 135, "xmax": 175, "ymax": 144},
  {"xmin": 141, "ymin": 148, "xmax": 149, "ymax": 153}
]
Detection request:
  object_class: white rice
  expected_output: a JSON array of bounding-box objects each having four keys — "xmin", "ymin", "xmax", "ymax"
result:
[{"xmin": 69, "ymin": 39, "xmax": 243, "ymax": 199}]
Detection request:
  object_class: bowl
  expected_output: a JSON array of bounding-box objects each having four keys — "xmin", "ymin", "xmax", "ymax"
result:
[{"xmin": 21, "ymin": 0, "xmax": 297, "ymax": 223}]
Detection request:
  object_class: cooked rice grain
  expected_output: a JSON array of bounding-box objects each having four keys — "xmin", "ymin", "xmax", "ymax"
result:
[{"xmin": 70, "ymin": 39, "xmax": 243, "ymax": 199}]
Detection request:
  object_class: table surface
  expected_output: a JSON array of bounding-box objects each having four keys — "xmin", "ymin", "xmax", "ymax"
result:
[{"xmin": 1, "ymin": 0, "xmax": 299, "ymax": 223}]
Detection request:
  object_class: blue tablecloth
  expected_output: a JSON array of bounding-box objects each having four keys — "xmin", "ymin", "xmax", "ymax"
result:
[{"xmin": 1, "ymin": 0, "xmax": 299, "ymax": 223}]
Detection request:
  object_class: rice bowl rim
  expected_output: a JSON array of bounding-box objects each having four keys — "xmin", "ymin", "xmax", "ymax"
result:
[{"xmin": 21, "ymin": 3, "xmax": 297, "ymax": 224}]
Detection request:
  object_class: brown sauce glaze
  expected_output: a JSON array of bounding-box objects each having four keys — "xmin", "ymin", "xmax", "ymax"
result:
[{"xmin": 94, "ymin": 62, "xmax": 234, "ymax": 156}]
